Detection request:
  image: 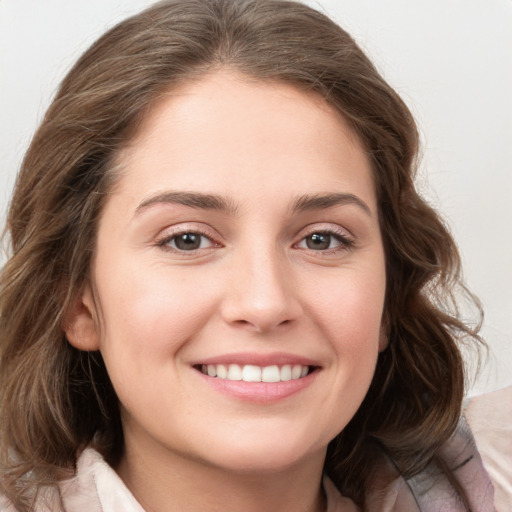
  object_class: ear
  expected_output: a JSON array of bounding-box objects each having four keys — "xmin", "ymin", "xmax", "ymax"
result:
[
  {"xmin": 63, "ymin": 282, "xmax": 100, "ymax": 351},
  {"xmin": 378, "ymin": 319, "xmax": 389, "ymax": 352}
]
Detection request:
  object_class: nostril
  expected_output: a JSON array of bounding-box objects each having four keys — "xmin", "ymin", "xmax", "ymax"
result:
[
  {"xmin": 220, "ymin": 286, "xmax": 303, "ymax": 333},
  {"xmin": 230, "ymin": 316, "xmax": 295, "ymax": 333},
  {"xmin": 233, "ymin": 319, "xmax": 251, "ymax": 326}
]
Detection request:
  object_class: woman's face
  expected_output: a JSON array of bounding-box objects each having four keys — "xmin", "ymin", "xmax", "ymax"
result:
[{"xmin": 69, "ymin": 71, "xmax": 387, "ymax": 475}]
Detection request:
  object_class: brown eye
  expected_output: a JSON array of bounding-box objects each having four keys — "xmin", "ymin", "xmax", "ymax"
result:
[
  {"xmin": 174, "ymin": 233, "xmax": 202, "ymax": 250},
  {"xmin": 305, "ymin": 233, "xmax": 331, "ymax": 250},
  {"xmin": 296, "ymin": 230, "xmax": 353, "ymax": 253},
  {"xmin": 161, "ymin": 232, "xmax": 214, "ymax": 251}
]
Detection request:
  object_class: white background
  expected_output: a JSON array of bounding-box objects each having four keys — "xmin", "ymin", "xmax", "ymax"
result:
[{"xmin": 1, "ymin": 0, "xmax": 511, "ymax": 395}]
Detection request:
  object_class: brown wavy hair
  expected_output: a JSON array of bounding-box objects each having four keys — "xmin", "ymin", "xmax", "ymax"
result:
[{"xmin": 0, "ymin": 0, "xmax": 483, "ymax": 509}]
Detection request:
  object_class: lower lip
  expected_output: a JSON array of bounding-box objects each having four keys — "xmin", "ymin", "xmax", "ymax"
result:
[{"xmin": 195, "ymin": 369, "xmax": 318, "ymax": 403}]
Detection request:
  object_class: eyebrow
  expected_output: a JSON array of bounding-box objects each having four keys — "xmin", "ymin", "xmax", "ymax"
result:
[
  {"xmin": 290, "ymin": 193, "xmax": 372, "ymax": 216},
  {"xmin": 136, "ymin": 191, "xmax": 239, "ymax": 215},
  {"xmin": 135, "ymin": 190, "xmax": 372, "ymax": 217}
]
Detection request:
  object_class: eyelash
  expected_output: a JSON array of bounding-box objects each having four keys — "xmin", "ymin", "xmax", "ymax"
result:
[
  {"xmin": 295, "ymin": 228, "xmax": 354, "ymax": 254},
  {"xmin": 156, "ymin": 226, "xmax": 354, "ymax": 257},
  {"xmin": 156, "ymin": 228, "xmax": 219, "ymax": 253}
]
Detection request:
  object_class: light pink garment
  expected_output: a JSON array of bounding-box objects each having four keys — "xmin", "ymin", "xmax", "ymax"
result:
[
  {"xmin": 1, "ymin": 398, "xmax": 504, "ymax": 511},
  {"xmin": 0, "ymin": 449, "xmax": 145, "ymax": 512},
  {"xmin": 359, "ymin": 414, "xmax": 496, "ymax": 511},
  {"xmin": 465, "ymin": 386, "xmax": 512, "ymax": 512}
]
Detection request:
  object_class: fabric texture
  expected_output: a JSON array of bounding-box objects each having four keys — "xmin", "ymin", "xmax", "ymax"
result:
[
  {"xmin": 464, "ymin": 386, "xmax": 512, "ymax": 512},
  {"xmin": 364, "ymin": 415, "xmax": 496, "ymax": 511},
  {"xmin": 2, "ymin": 396, "xmax": 507, "ymax": 511}
]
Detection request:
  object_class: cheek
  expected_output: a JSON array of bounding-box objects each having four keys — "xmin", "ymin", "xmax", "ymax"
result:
[
  {"xmin": 307, "ymin": 267, "xmax": 385, "ymax": 415},
  {"xmin": 93, "ymin": 266, "xmax": 220, "ymax": 422},
  {"xmin": 94, "ymin": 263, "xmax": 219, "ymax": 370},
  {"xmin": 311, "ymin": 266, "xmax": 386, "ymax": 346},
  {"xmin": 325, "ymin": 298, "xmax": 383, "ymax": 388}
]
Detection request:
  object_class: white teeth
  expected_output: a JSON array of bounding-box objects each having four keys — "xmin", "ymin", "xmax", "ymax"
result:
[
  {"xmin": 200, "ymin": 363, "xmax": 311, "ymax": 382},
  {"xmin": 261, "ymin": 365, "xmax": 280, "ymax": 382},
  {"xmin": 227, "ymin": 364, "xmax": 243, "ymax": 380},
  {"xmin": 217, "ymin": 364, "xmax": 227, "ymax": 379},
  {"xmin": 242, "ymin": 365, "xmax": 262, "ymax": 382},
  {"xmin": 280, "ymin": 364, "xmax": 292, "ymax": 381},
  {"xmin": 291, "ymin": 365, "xmax": 303, "ymax": 379}
]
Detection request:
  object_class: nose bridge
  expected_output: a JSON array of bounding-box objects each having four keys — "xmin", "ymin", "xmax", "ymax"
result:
[{"xmin": 221, "ymin": 237, "xmax": 301, "ymax": 332}]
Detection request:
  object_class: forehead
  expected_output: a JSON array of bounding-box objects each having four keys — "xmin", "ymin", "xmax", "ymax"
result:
[{"xmin": 113, "ymin": 70, "xmax": 376, "ymax": 211}]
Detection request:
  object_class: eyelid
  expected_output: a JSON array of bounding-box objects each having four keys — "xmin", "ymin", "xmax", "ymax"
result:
[
  {"xmin": 294, "ymin": 223, "xmax": 355, "ymax": 252},
  {"xmin": 155, "ymin": 223, "xmax": 222, "ymax": 252},
  {"xmin": 297, "ymin": 222, "xmax": 354, "ymax": 239}
]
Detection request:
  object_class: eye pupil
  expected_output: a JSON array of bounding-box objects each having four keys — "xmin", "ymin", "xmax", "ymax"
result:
[
  {"xmin": 175, "ymin": 233, "xmax": 201, "ymax": 250},
  {"xmin": 307, "ymin": 233, "xmax": 330, "ymax": 250}
]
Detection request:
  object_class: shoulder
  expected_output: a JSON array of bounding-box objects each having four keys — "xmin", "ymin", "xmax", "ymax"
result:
[
  {"xmin": 364, "ymin": 416, "xmax": 496, "ymax": 511},
  {"xmin": 0, "ymin": 486, "xmax": 63, "ymax": 512},
  {"xmin": 464, "ymin": 385, "xmax": 512, "ymax": 512},
  {"xmin": 0, "ymin": 448, "xmax": 146, "ymax": 512},
  {"xmin": 58, "ymin": 448, "xmax": 145, "ymax": 512}
]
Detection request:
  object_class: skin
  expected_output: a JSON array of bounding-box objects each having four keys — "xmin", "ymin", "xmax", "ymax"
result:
[{"xmin": 65, "ymin": 70, "xmax": 387, "ymax": 512}]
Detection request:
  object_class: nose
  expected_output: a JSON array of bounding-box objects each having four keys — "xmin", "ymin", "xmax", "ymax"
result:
[{"xmin": 220, "ymin": 247, "xmax": 303, "ymax": 334}]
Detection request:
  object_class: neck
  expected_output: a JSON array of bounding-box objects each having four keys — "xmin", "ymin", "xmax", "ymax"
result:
[{"xmin": 116, "ymin": 432, "xmax": 327, "ymax": 512}]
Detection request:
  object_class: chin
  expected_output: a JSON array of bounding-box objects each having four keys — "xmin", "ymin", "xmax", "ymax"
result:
[{"xmin": 200, "ymin": 432, "xmax": 326, "ymax": 475}]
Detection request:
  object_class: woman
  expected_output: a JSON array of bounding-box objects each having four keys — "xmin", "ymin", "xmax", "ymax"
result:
[{"xmin": 0, "ymin": 0, "xmax": 495, "ymax": 510}]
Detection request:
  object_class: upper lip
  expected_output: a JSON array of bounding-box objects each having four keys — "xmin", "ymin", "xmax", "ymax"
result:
[{"xmin": 191, "ymin": 352, "xmax": 321, "ymax": 368}]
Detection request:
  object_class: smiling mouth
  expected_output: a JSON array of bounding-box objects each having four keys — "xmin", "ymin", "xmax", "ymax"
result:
[{"xmin": 195, "ymin": 364, "xmax": 315, "ymax": 383}]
